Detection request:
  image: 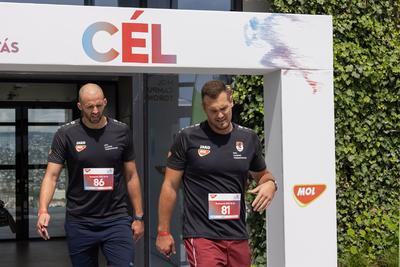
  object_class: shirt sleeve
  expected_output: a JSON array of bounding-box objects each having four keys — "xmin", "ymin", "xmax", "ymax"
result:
[
  {"xmin": 166, "ymin": 130, "xmax": 187, "ymax": 170},
  {"xmin": 249, "ymin": 133, "xmax": 266, "ymax": 172},
  {"xmin": 48, "ymin": 128, "xmax": 66, "ymax": 164},
  {"xmin": 122, "ymin": 126, "xmax": 135, "ymax": 162}
]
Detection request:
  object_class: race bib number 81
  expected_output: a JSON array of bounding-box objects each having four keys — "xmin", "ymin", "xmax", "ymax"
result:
[
  {"xmin": 208, "ymin": 193, "xmax": 241, "ymax": 220},
  {"xmin": 83, "ymin": 168, "xmax": 114, "ymax": 191}
]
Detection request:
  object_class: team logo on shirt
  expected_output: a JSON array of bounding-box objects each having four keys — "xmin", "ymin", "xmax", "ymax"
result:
[
  {"xmin": 198, "ymin": 145, "xmax": 211, "ymax": 157},
  {"xmin": 233, "ymin": 141, "xmax": 246, "ymax": 160},
  {"xmin": 235, "ymin": 141, "xmax": 244, "ymax": 152},
  {"xmin": 75, "ymin": 141, "xmax": 87, "ymax": 152}
]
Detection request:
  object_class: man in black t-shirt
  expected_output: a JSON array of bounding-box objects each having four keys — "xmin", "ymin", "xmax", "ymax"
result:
[
  {"xmin": 156, "ymin": 80, "xmax": 277, "ymax": 267},
  {"xmin": 36, "ymin": 83, "xmax": 144, "ymax": 267}
]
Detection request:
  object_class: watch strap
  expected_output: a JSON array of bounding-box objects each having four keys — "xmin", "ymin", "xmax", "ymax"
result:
[{"xmin": 133, "ymin": 214, "xmax": 144, "ymax": 221}]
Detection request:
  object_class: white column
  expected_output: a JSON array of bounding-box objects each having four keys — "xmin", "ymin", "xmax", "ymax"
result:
[{"xmin": 264, "ymin": 70, "xmax": 337, "ymax": 267}]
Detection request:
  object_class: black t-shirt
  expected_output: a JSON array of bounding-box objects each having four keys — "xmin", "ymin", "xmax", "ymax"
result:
[
  {"xmin": 167, "ymin": 121, "xmax": 266, "ymax": 240},
  {"xmin": 48, "ymin": 118, "xmax": 135, "ymax": 221}
]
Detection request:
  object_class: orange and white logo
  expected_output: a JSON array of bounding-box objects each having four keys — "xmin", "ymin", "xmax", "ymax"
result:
[
  {"xmin": 198, "ymin": 145, "xmax": 211, "ymax": 157},
  {"xmin": 293, "ymin": 184, "xmax": 326, "ymax": 207},
  {"xmin": 75, "ymin": 141, "xmax": 87, "ymax": 152},
  {"xmin": 236, "ymin": 141, "xmax": 244, "ymax": 152}
]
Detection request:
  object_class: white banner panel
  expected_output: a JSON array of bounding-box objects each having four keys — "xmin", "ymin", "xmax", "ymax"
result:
[
  {"xmin": 282, "ymin": 70, "xmax": 336, "ymax": 267},
  {"xmin": 265, "ymin": 70, "xmax": 337, "ymax": 267},
  {"xmin": 0, "ymin": 3, "xmax": 332, "ymax": 74}
]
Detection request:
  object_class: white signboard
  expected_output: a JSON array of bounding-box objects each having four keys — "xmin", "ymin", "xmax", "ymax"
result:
[{"xmin": 0, "ymin": 3, "xmax": 332, "ymax": 74}]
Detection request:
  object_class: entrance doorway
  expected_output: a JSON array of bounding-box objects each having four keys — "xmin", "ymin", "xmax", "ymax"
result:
[{"xmin": 0, "ymin": 103, "xmax": 78, "ymax": 240}]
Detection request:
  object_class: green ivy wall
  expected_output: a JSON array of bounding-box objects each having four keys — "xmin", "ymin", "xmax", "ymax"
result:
[{"xmin": 232, "ymin": 1, "xmax": 399, "ymax": 266}]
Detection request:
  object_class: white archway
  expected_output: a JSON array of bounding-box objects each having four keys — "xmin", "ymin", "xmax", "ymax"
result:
[{"xmin": 0, "ymin": 3, "xmax": 336, "ymax": 266}]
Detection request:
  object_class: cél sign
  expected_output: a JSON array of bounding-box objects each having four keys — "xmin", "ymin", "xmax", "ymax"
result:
[
  {"xmin": 82, "ymin": 10, "xmax": 177, "ymax": 64},
  {"xmin": 293, "ymin": 184, "xmax": 326, "ymax": 207}
]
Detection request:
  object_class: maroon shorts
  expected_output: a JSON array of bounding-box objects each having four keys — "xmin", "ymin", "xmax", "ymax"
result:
[{"xmin": 183, "ymin": 238, "xmax": 251, "ymax": 267}]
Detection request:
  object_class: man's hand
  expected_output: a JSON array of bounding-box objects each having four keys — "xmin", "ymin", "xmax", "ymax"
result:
[
  {"xmin": 249, "ymin": 180, "xmax": 276, "ymax": 212},
  {"xmin": 131, "ymin": 220, "xmax": 144, "ymax": 242},
  {"xmin": 156, "ymin": 233, "xmax": 176, "ymax": 258},
  {"xmin": 36, "ymin": 213, "xmax": 51, "ymax": 240}
]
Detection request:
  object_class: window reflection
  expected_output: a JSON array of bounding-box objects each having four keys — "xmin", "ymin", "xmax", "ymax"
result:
[
  {"xmin": 178, "ymin": 0, "xmax": 230, "ymax": 10},
  {"xmin": 0, "ymin": 109, "xmax": 15, "ymax": 122},
  {"xmin": 0, "ymin": 170, "xmax": 16, "ymax": 240},
  {"xmin": 29, "ymin": 169, "xmax": 67, "ymax": 238},
  {"xmin": 0, "ymin": 0, "xmax": 84, "ymax": 5},
  {"xmin": 147, "ymin": 0, "xmax": 172, "ymax": 8},
  {"xmin": 178, "ymin": 87, "xmax": 193, "ymax": 107},
  {"xmin": 28, "ymin": 109, "xmax": 72, "ymax": 123},
  {"xmin": 0, "ymin": 126, "xmax": 15, "ymax": 165},
  {"xmin": 94, "ymin": 0, "xmax": 118, "ymax": 6},
  {"xmin": 28, "ymin": 126, "xmax": 59, "ymax": 165}
]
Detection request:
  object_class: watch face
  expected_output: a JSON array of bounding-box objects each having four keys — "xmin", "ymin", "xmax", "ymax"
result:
[{"xmin": 134, "ymin": 215, "xmax": 144, "ymax": 221}]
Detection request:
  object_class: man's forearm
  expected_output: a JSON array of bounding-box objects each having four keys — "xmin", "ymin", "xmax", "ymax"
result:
[
  {"xmin": 127, "ymin": 174, "xmax": 144, "ymax": 216},
  {"xmin": 158, "ymin": 182, "xmax": 178, "ymax": 232},
  {"xmin": 39, "ymin": 163, "xmax": 63, "ymax": 213},
  {"xmin": 39, "ymin": 175, "xmax": 57, "ymax": 213}
]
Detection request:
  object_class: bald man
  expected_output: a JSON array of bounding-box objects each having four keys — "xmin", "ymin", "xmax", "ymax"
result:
[{"xmin": 36, "ymin": 83, "xmax": 144, "ymax": 267}]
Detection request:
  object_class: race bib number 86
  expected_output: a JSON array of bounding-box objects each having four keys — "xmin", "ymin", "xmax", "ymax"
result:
[
  {"xmin": 208, "ymin": 193, "xmax": 241, "ymax": 220},
  {"xmin": 83, "ymin": 168, "xmax": 114, "ymax": 191}
]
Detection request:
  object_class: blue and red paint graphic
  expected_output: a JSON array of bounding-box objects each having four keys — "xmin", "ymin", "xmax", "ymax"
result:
[
  {"xmin": 82, "ymin": 10, "xmax": 177, "ymax": 64},
  {"xmin": 245, "ymin": 15, "xmax": 320, "ymax": 93}
]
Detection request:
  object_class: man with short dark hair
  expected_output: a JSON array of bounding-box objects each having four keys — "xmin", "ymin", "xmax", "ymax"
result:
[
  {"xmin": 156, "ymin": 80, "xmax": 277, "ymax": 267},
  {"xmin": 37, "ymin": 83, "xmax": 144, "ymax": 267}
]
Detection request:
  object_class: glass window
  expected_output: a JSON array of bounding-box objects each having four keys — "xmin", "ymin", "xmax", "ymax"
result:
[
  {"xmin": 147, "ymin": 73, "xmax": 230, "ymax": 266},
  {"xmin": 28, "ymin": 126, "xmax": 59, "ymax": 165},
  {"xmin": 179, "ymin": 117, "xmax": 190, "ymax": 129},
  {"xmin": 178, "ymin": 87, "xmax": 193, "ymax": 107},
  {"xmin": 177, "ymin": 0, "xmax": 231, "ymax": 10},
  {"xmin": 0, "ymin": 0, "xmax": 84, "ymax": 5},
  {"xmin": 94, "ymin": 0, "xmax": 118, "ymax": 6},
  {"xmin": 0, "ymin": 170, "xmax": 16, "ymax": 240},
  {"xmin": 0, "ymin": 109, "xmax": 15, "ymax": 122},
  {"xmin": 0, "ymin": 126, "xmax": 15, "ymax": 165},
  {"xmin": 28, "ymin": 109, "xmax": 72, "ymax": 123},
  {"xmin": 147, "ymin": 74, "xmax": 181, "ymax": 267},
  {"xmin": 147, "ymin": 0, "xmax": 171, "ymax": 8},
  {"xmin": 94, "ymin": 0, "xmax": 140, "ymax": 6},
  {"xmin": 0, "ymin": 83, "xmax": 77, "ymax": 102},
  {"xmin": 28, "ymin": 169, "xmax": 67, "ymax": 238}
]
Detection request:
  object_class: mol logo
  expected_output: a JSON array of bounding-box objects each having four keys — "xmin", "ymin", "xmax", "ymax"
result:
[
  {"xmin": 293, "ymin": 184, "xmax": 326, "ymax": 207},
  {"xmin": 198, "ymin": 145, "xmax": 211, "ymax": 157},
  {"xmin": 82, "ymin": 10, "xmax": 176, "ymax": 64}
]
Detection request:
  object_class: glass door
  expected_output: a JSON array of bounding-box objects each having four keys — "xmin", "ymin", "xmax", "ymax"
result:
[
  {"xmin": 0, "ymin": 104, "xmax": 75, "ymax": 240},
  {"xmin": 0, "ymin": 109, "xmax": 16, "ymax": 240},
  {"xmin": 27, "ymin": 108, "xmax": 73, "ymax": 238}
]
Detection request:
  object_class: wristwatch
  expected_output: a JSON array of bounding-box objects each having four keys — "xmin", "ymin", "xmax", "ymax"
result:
[
  {"xmin": 266, "ymin": 179, "xmax": 278, "ymax": 191},
  {"xmin": 133, "ymin": 214, "xmax": 144, "ymax": 221}
]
